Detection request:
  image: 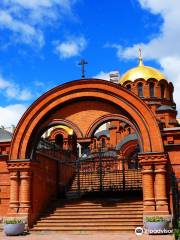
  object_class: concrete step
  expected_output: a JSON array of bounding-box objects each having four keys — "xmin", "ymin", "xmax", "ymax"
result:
[
  {"xmin": 32, "ymin": 226, "xmax": 140, "ymax": 231},
  {"xmin": 54, "ymin": 206, "xmax": 143, "ymax": 210},
  {"xmin": 50, "ymin": 208, "xmax": 143, "ymax": 213},
  {"xmin": 32, "ymin": 196, "xmax": 143, "ymax": 232},
  {"xmin": 52, "ymin": 202, "xmax": 143, "ymax": 207},
  {"xmin": 34, "ymin": 222, "xmax": 142, "ymax": 227},
  {"xmin": 40, "ymin": 215, "xmax": 143, "ymax": 220},
  {"xmin": 45, "ymin": 209, "xmax": 143, "ymax": 215},
  {"xmin": 37, "ymin": 219, "xmax": 143, "ymax": 223}
]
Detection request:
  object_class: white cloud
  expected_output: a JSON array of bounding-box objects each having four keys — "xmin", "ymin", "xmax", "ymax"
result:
[
  {"xmin": 0, "ymin": 10, "xmax": 44, "ymax": 46},
  {"xmin": 55, "ymin": 36, "xmax": 87, "ymax": 59},
  {"xmin": 0, "ymin": 0, "xmax": 78, "ymax": 47},
  {"xmin": 18, "ymin": 89, "xmax": 33, "ymax": 101},
  {"xmin": 111, "ymin": 0, "xmax": 180, "ymax": 116},
  {"xmin": 0, "ymin": 104, "xmax": 27, "ymax": 127},
  {"xmin": 34, "ymin": 80, "xmax": 45, "ymax": 87},
  {"xmin": 0, "ymin": 75, "xmax": 32, "ymax": 101},
  {"xmin": 94, "ymin": 71, "xmax": 111, "ymax": 81},
  {"xmin": 94, "ymin": 70, "xmax": 120, "ymax": 82},
  {"xmin": 6, "ymin": 0, "xmax": 74, "ymax": 10}
]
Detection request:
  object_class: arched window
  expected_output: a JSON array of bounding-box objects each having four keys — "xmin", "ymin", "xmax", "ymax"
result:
[
  {"xmin": 149, "ymin": 82, "xmax": 155, "ymax": 97},
  {"xmin": 101, "ymin": 138, "xmax": 106, "ymax": 148},
  {"xmin": 169, "ymin": 83, "xmax": 174, "ymax": 102},
  {"xmin": 55, "ymin": 134, "xmax": 63, "ymax": 148},
  {"xmin": 160, "ymin": 84, "xmax": 165, "ymax": 98},
  {"xmin": 128, "ymin": 128, "xmax": 131, "ymax": 134},
  {"xmin": 137, "ymin": 82, "xmax": 143, "ymax": 97},
  {"xmin": 93, "ymin": 140, "xmax": 96, "ymax": 149},
  {"xmin": 170, "ymin": 90, "xmax": 173, "ymax": 102},
  {"xmin": 126, "ymin": 84, "xmax": 131, "ymax": 91}
]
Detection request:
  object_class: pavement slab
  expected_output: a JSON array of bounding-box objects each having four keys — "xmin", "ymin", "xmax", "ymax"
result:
[{"xmin": 0, "ymin": 231, "xmax": 175, "ymax": 240}]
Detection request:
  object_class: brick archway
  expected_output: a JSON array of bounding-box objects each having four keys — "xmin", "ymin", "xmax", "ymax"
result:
[
  {"xmin": 10, "ymin": 79, "xmax": 164, "ymax": 160},
  {"xmin": 46, "ymin": 120, "xmax": 83, "ymax": 138},
  {"xmin": 86, "ymin": 113, "xmax": 143, "ymax": 151},
  {"xmin": 7, "ymin": 79, "xmax": 169, "ymax": 226}
]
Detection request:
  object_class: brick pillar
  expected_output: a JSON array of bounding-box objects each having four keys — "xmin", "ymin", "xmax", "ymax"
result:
[
  {"xmin": 9, "ymin": 171, "xmax": 19, "ymax": 211},
  {"xmin": 154, "ymin": 164, "xmax": 168, "ymax": 211},
  {"xmin": 19, "ymin": 170, "xmax": 32, "ymax": 213},
  {"xmin": 141, "ymin": 165, "xmax": 155, "ymax": 211},
  {"xmin": 109, "ymin": 124, "xmax": 117, "ymax": 148}
]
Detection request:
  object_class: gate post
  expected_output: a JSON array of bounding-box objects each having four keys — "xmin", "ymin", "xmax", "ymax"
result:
[
  {"xmin": 139, "ymin": 152, "xmax": 169, "ymax": 214},
  {"xmin": 19, "ymin": 170, "xmax": 32, "ymax": 213},
  {"xmin": 77, "ymin": 158, "xmax": 81, "ymax": 195},
  {"xmin": 99, "ymin": 148, "xmax": 103, "ymax": 192},
  {"xmin": 9, "ymin": 171, "xmax": 20, "ymax": 212},
  {"xmin": 154, "ymin": 163, "xmax": 168, "ymax": 212},
  {"xmin": 7, "ymin": 159, "xmax": 32, "ymax": 224},
  {"xmin": 140, "ymin": 163, "xmax": 155, "ymax": 211},
  {"xmin": 122, "ymin": 156, "xmax": 126, "ymax": 192}
]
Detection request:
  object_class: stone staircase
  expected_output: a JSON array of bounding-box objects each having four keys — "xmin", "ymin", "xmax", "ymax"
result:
[
  {"xmin": 32, "ymin": 166, "xmax": 143, "ymax": 232},
  {"xmin": 32, "ymin": 197, "xmax": 143, "ymax": 232}
]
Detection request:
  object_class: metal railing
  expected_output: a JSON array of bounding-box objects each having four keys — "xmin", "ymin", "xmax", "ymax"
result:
[{"xmin": 36, "ymin": 138, "xmax": 75, "ymax": 161}]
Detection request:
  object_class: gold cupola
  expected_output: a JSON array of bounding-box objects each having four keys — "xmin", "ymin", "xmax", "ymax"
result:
[{"xmin": 119, "ymin": 49, "xmax": 166, "ymax": 85}]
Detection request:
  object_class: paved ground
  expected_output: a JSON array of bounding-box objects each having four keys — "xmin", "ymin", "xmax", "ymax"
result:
[{"xmin": 0, "ymin": 231, "xmax": 175, "ymax": 240}]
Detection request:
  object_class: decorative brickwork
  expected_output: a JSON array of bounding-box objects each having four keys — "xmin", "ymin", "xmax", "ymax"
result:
[
  {"xmin": 19, "ymin": 171, "xmax": 32, "ymax": 213},
  {"xmin": 141, "ymin": 164, "xmax": 155, "ymax": 211},
  {"xmin": 154, "ymin": 164, "xmax": 168, "ymax": 211},
  {"xmin": 139, "ymin": 153, "xmax": 169, "ymax": 213},
  {"xmin": 7, "ymin": 161, "xmax": 32, "ymax": 215},
  {"xmin": 9, "ymin": 171, "xmax": 19, "ymax": 211},
  {"xmin": 0, "ymin": 79, "xmax": 179, "ymax": 227}
]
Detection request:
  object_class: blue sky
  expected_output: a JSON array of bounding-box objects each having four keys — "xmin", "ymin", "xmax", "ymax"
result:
[{"xmin": 0, "ymin": 0, "xmax": 180, "ymax": 127}]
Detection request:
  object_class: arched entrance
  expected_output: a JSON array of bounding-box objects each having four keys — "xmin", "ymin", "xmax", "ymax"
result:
[{"xmin": 8, "ymin": 79, "xmax": 169, "ymax": 226}]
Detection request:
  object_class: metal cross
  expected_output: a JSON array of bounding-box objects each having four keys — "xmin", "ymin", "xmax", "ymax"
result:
[
  {"xmin": 139, "ymin": 48, "xmax": 142, "ymax": 60},
  {"xmin": 78, "ymin": 59, "xmax": 88, "ymax": 78},
  {"xmin": 138, "ymin": 48, "xmax": 143, "ymax": 66}
]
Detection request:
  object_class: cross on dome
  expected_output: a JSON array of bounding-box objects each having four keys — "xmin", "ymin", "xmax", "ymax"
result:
[{"xmin": 138, "ymin": 48, "xmax": 144, "ymax": 66}]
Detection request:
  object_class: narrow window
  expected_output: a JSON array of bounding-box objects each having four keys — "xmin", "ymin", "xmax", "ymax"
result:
[
  {"xmin": 102, "ymin": 138, "xmax": 106, "ymax": 148},
  {"xmin": 170, "ymin": 91, "xmax": 173, "ymax": 101},
  {"xmin": 160, "ymin": 84, "xmax": 165, "ymax": 98},
  {"xmin": 93, "ymin": 140, "xmax": 96, "ymax": 149},
  {"xmin": 126, "ymin": 84, "xmax": 131, "ymax": 91},
  {"xmin": 128, "ymin": 128, "xmax": 131, "ymax": 134},
  {"xmin": 137, "ymin": 82, "xmax": 143, "ymax": 97},
  {"xmin": 149, "ymin": 82, "xmax": 155, "ymax": 97},
  {"xmin": 55, "ymin": 134, "xmax": 63, "ymax": 148}
]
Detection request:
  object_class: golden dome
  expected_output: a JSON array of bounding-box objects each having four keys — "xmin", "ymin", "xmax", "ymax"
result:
[
  {"xmin": 46, "ymin": 125, "xmax": 73, "ymax": 136},
  {"xmin": 119, "ymin": 49, "xmax": 166, "ymax": 85}
]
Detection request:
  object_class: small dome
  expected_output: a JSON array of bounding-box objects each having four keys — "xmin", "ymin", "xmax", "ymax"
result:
[{"xmin": 119, "ymin": 49, "xmax": 166, "ymax": 84}]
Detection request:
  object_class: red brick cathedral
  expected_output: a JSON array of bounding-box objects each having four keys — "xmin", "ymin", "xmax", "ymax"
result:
[{"xmin": 0, "ymin": 54, "xmax": 180, "ymax": 231}]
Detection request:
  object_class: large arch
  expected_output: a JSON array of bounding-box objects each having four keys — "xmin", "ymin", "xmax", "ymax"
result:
[
  {"xmin": 10, "ymin": 79, "xmax": 164, "ymax": 160},
  {"xmin": 86, "ymin": 113, "xmax": 143, "ymax": 151}
]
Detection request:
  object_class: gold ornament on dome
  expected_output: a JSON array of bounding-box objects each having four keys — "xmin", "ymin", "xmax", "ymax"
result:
[{"xmin": 119, "ymin": 48, "xmax": 166, "ymax": 84}]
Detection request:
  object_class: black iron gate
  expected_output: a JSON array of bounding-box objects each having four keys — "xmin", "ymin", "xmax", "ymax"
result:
[{"xmin": 59, "ymin": 148, "xmax": 142, "ymax": 194}]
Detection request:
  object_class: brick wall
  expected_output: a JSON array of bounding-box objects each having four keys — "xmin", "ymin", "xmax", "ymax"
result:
[
  {"xmin": 30, "ymin": 153, "xmax": 58, "ymax": 226},
  {"xmin": 0, "ymin": 155, "xmax": 10, "ymax": 217}
]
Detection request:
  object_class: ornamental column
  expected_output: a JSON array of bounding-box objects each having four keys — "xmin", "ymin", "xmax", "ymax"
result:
[
  {"xmin": 9, "ymin": 171, "xmax": 19, "ymax": 211},
  {"xmin": 154, "ymin": 164, "xmax": 168, "ymax": 212},
  {"xmin": 19, "ymin": 170, "xmax": 32, "ymax": 213},
  {"xmin": 139, "ymin": 152, "xmax": 169, "ymax": 214},
  {"xmin": 141, "ymin": 164, "xmax": 155, "ymax": 211}
]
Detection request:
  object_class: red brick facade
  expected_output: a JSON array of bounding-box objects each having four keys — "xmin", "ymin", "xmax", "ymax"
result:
[{"xmin": 0, "ymin": 78, "xmax": 179, "ymax": 227}]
